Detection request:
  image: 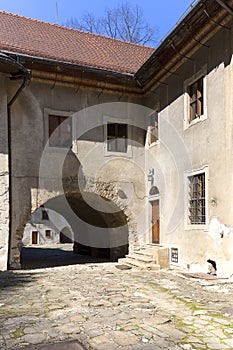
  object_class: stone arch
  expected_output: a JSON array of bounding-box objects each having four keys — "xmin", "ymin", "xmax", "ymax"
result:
[
  {"xmin": 11, "ymin": 147, "xmax": 138, "ymax": 268},
  {"xmin": 84, "ymin": 176, "xmax": 138, "ymax": 254}
]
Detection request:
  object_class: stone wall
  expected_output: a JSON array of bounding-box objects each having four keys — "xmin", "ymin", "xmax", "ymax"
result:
[
  {"xmin": 0, "ymin": 75, "xmax": 9, "ymax": 270},
  {"xmin": 6, "ymin": 81, "xmax": 148, "ymax": 268}
]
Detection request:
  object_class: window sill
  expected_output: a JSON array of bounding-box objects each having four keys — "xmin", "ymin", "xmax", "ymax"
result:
[
  {"xmin": 184, "ymin": 113, "xmax": 207, "ymax": 130},
  {"xmin": 184, "ymin": 224, "xmax": 209, "ymax": 231},
  {"xmin": 104, "ymin": 143, "xmax": 132, "ymax": 158},
  {"xmin": 146, "ymin": 140, "xmax": 160, "ymax": 150}
]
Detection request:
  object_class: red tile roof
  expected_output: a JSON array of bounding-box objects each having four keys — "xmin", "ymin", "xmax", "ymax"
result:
[{"xmin": 0, "ymin": 11, "xmax": 155, "ymax": 75}]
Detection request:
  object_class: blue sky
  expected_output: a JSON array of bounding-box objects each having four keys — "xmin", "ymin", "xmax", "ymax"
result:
[{"xmin": 0, "ymin": 0, "xmax": 197, "ymax": 44}]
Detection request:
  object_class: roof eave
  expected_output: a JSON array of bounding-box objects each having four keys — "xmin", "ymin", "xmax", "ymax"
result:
[
  {"xmin": 135, "ymin": 0, "xmax": 233, "ymax": 92},
  {"xmin": 1, "ymin": 50, "xmax": 144, "ymax": 93}
]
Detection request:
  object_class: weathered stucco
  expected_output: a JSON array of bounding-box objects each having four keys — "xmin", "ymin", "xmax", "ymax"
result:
[
  {"xmin": 0, "ymin": 75, "xmax": 9, "ymax": 270},
  {"xmin": 0, "ymin": 5, "xmax": 233, "ymax": 276},
  {"xmin": 146, "ymin": 25, "xmax": 233, "ymax": 276},
  {"xmin": 4, "ymin": 80, "xmax": 151, "ymax": 269}
]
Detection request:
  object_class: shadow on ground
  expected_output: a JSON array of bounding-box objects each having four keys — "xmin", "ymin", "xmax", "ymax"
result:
[
  {"xmin": 0, "ymin": 270, "xmax": 39, "ymax": 290},
  {"xmin": 21, "ymin": 244, "xmax": 110, "ymax": 270}
]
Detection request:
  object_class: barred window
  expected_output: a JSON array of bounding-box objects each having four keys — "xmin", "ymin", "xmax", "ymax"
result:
[
  {"xmin": 188, "ymin": 77, "xmax": 203, "ymax": 122},
  {"xmin": 188, "ymin": 173, "xmax": 206, "ymax": 224}
]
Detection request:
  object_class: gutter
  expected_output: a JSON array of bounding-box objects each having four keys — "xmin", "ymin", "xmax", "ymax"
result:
[
  {"xmin": 2, "ymin": 51, "xmax": 135, "ymax": 79},
  {"xmin": 5, "ymin": 57, "xmax": 31, "ymax": 269},
  {"xmin": 2, "ymin": 51, "xmax": 142, "ymax": 94}
]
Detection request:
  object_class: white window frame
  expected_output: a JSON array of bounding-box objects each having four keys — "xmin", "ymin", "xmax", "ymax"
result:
[
  {"xmin": 184, "ymin": 166, "xmax": 209, "ymax": 230},
  {"xmin": 103, "ymin": 115, "xmax": 132, "ymax": 157},
  {"xmin": 44, "ymin": 108, "xmax": 74, "ymax": 150},
  {"xmin": 145, "ymin": 111, "xmax": 159, "ymax": 149},
  {"xmin": 183, "ymin": 66, "xmax": 207, "ymax": 130}
]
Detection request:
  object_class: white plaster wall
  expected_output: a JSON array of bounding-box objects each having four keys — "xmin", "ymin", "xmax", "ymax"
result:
[
  {"xmin": 147, "ymin": 26, "xmax": 233, "ymax": 276},
  {"xmin": 22, "ymin": 208, "xmax": 73, "ymax": 245}
]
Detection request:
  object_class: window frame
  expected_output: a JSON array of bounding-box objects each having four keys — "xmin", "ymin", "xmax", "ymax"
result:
[
  {"xmin": 145, "ymin": 111, "xmax": 159, "ymax": 148},
  {"xmin": 184, "ymin": 166, "xmax": 209, "ymax": 230},
  {"xmin": 107, "ymin": 123, "xmax": 128, "ymax": 153},
  {"xmin": 183, "ymin": 66, "xmax": 207, "ymax": 130},
  {"xmin": 103, "ymin": 116, "xmax": 132, "ymax": 157},
  {"xmin": 188, "ymin": 173, "xmax": 206, "ymax": 225},
  {"xmin": 45, "ymin": 230, "xmax": 52, "ymax": 239},
  {"xmin": 44, "ymin": 108, "xmax": 74, "ymax": 149}
]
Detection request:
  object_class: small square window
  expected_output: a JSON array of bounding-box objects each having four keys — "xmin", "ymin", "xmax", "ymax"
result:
[
  {"xmin": 188, "ymin": 173, "xmax": 206, "ymax": 224},
  {"xmin": 49, "ymin": 115, "xmax": 72, "ymax": 148},
  {"xmin": 188, "ymin": 77, "xmax": 204, "ymax": 121},
  {"xmin": 107, "ymin": 123, "xmax": 128, "ymax": 153},
  {"xmin": 45, "ymin": 230, "xmax": 52, "ymax": 238}
]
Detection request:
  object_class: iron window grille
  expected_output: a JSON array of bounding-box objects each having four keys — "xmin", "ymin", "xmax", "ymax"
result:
[{"xmin": 188, "ymin": 173, "xmax": 206, "ymax": 224}]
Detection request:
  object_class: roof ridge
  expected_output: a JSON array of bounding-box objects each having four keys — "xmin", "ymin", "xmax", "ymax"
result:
[{"xmin": 0, "ymin": 10, "xmax": 155, "ymax": 50}]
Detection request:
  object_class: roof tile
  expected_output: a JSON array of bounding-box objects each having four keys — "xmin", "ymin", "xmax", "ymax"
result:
[{"xmin": 0, "ymin": 11, "xmax": 155, "ymax": 74}]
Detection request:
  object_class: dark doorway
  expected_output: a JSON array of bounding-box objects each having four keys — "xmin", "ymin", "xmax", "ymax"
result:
[{"xmin": 32, "ymin": 231, "xmax": 38, "ymax": 244}]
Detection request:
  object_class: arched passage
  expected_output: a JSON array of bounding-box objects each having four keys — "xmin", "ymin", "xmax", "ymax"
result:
[
  {"xmin": 44, "ymin": 192, "xmax": 129, "ymax": 261},
  {"xmin": 20, "ymin": 191, "xmax": 130, "ymax": 268}
]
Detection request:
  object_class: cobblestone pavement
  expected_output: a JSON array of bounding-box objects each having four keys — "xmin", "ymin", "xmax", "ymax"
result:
[{"xmin": 0, "ymin": 257, "xmax": 233, "ymax": 349}]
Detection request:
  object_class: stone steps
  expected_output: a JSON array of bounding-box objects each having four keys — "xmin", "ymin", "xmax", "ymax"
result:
[
  {"xmin": 117, "ymin": 244, "xmax": 170, "ymax": 270},
  {"xmin": 118, "ymin": 256, "xmax": 160, "ymax": 270}
]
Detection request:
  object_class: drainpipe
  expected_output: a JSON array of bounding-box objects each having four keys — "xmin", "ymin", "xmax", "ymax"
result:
[{"xmin": 7, "ymin": 67, "xmax": 31, "ymax": 269}]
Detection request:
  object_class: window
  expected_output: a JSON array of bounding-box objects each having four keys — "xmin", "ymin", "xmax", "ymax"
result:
[
  {"xmin": 49, "ymin": 115, "xmax": 71, "ymax": 148},
  {"xmin": 146, "ymin": 112, "xmax": 158, "ymax": 147},
  {"xmin": 45, "ymin": 230, "xmax": 52, "ymax": 238},
  {"xmin": 188, "ymin": 77, "xmax": 203, "ymax": 122},
  {"xmin": 184, "ymin": 66, "xmax": 207, "ymax": 129},
  {"xmin": 42, "ymin": 210, "xmax": 49, "ymax": 220},
  {"xmin": 188, "ymin": 173, "xmax": 206, "ymax": 224},
  {"xmin": 107, "ymin": 123, "xmax": 128, "ymax": 153}
]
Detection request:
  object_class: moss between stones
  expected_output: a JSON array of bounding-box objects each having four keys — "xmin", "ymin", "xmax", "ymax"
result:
[{"xmin": 11, "ymin": 326, "xmax": 24, "ymax": 338}]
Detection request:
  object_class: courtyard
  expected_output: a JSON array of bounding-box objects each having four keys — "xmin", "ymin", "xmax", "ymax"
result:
[{"xmin": 0, "ymin": 248, "xmax": 233, "ymax": 350}]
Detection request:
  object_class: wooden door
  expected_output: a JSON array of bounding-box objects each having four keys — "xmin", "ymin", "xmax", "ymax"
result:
[
  {"xmin": 32, "ymin": 231, "xmax": 38, "ymax": 244},
  {"xmin": 151, "ymin": 200, "xmax": 160, "ymax": 244}
]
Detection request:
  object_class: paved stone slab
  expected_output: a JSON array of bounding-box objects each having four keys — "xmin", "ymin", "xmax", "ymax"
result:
[
  {"xmin": 0, "ymin": 260, "xmax": 233, "ymax": 350},
  {"xmin": 21, "ymin": 340, "xmax": 86, "ymax": 349}
]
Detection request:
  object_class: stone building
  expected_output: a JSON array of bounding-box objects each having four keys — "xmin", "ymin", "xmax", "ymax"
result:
[
  {"xmin": 0, "ymin": 0, "xmax": 233, "ymax": 276},
  {"xmin": 22, "ymin": 207, "xmax": 74, "ymax": 245}
]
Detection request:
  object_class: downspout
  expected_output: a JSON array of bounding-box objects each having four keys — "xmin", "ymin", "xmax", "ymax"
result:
[{"xmin": 7, "ymin": 68, "xmax": 31, "ymax": 269}]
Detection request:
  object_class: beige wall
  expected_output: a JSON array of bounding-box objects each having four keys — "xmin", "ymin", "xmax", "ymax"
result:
[
  {"xmin": 147, "ymin": 25, "xmax": 233, "ymax": 276},
  {"xmin": 7, "ymin": 79, "xmax": 151, "ymax": 268}
]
